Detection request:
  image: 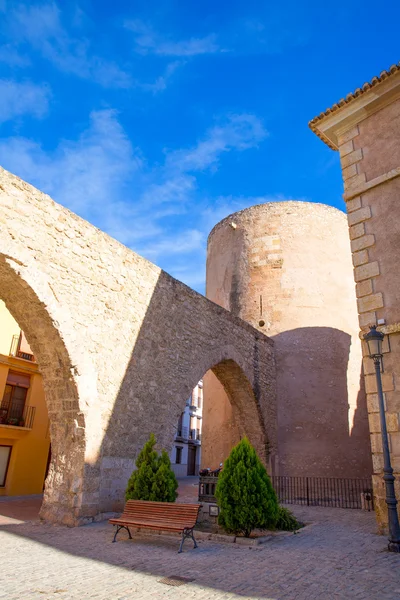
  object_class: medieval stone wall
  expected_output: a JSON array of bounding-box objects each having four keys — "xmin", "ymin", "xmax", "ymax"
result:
[
  {"xmin": 204, "ymin": 201, "xmax": 372, "ymax": 478},
  {"xmin": 0, "ymin": 167, "xmax": 276, "ymax": 525}
]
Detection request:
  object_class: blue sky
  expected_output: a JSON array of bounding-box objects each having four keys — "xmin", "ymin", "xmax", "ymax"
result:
[{"xmin": 0, "ymin": 1, "xmax": 398, "ymax": 292}]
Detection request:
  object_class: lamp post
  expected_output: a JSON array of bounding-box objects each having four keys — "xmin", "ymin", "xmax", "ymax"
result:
[{"xmin": 364, "ymin": 325, "xmax": 400, "ymax": 552}]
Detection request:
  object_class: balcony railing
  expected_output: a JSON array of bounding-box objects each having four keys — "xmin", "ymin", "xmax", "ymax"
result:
[
  {"xmin": 175, "ymin": 426, "xmax": 189, "ymax": 440},
  {"xmin": 0, "ymin": 401, "xmax": 36, "ymax": 429},
  {"xmin": 9, "ymin": 334, "xmax": 35, "ymax": 362}
]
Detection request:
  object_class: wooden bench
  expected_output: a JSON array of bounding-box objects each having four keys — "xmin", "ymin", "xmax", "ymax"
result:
[{"xmin": 109, "ymin": 500, "xmax": 202, "ymax": 553}]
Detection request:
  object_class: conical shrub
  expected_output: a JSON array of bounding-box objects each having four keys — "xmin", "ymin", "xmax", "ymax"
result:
[
  {"xmin": 125, "ymin": 433, "xmax": 178, "ymax": 502},
  {"xmin": 215, "ymin": 437, "xmax": 278, "ymax": 537}
]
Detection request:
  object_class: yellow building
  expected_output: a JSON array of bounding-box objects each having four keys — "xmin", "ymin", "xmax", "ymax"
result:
[{"xmin": 0, "ymin": 300, "xmax": 50, "ymax": 496}]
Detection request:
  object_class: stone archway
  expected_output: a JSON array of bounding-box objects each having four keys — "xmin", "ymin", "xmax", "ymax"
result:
[{"xmin": 0, "ymin": 255, "xmax": 89, "ymax": 525}]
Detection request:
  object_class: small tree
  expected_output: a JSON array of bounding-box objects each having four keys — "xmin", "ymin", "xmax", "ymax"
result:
[
  {"xmin": 215, "ymin": 437, "xmax": 278, "ymax": 537},
  {"xmin": 125, "ymin": 433, "xmax": 178, "ymax": 502}
]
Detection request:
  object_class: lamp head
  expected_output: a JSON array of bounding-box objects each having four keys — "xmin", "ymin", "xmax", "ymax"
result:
[{"xmin": 363, "ymin": 325, "xmax": 384, "ymax": 359}]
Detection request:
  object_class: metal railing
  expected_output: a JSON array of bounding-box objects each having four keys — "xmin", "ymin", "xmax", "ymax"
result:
[
  {"xmin": 198, "ymin": 474, "xmax": 374, "ymax": 510},
  {"xmin": 199, "ymin": 475, "xmax": 219, "ymax": 502},
  {"xmin": 175, "ymin": 426, "xmax": 189, "ymax": 440},
  {"xmin": 272, "ymin": 476, "xmax": 374, "ymax": 510},
  {"xmin": 0, "ymin": 401, "xmax": 36, "ymax": 429},
  {"xmin": 9, "ymin": 334, "xmax": 35, "ymax": 362}
]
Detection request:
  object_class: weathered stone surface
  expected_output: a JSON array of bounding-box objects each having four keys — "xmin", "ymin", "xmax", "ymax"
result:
[
  {"xmin": 354, "ymin": 261, "xmax": 380, "ymax": 282},
  {"xmin": 356, "ymin": 279, "xmax": 373, "ymax": 298},
  {"xmin": 338, "ymin": 139, "xmax": 354, "ymax": 157},
  {"xmin": 352, "ymin": 249, "xmax": 369, "ymax": 267},
  {"xmin": 348, "ymin": 206, "xmax": 371, "ymax": 227},
  {"xmin": 351, "ymin": 234, "xmax": 375, "ymax": 253},
  {"xmin": 349, "ymin": 222, "xmax": 365, "ymax": 240},
  {"xmin": 357, "ymin": 292, "xmax": 384, "ymax": 314},
  {"xmin": 346, "ymin": 196, "xmax": 362, "ymax": 213},
  {"xmin": 338, "ymin": 125, "xmax": 360, "ymax": 145},
  {"xmin": 0, "ymin": 167, "xmax": 277, "ymax": 525},
  {"xmin": 340, "ymin": 148, "xmax": 363, "ymax": 169}
]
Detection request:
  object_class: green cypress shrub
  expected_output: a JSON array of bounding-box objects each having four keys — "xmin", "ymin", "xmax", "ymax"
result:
[
  {"xmin": 215, "ymin": 437, "xmax": 278, "ymax": 537},
  {"xmin": 150, "ymin": 450, "xmax": 178, "ymax": 502},
  {"xmin": 125, "ymin": 433, "xmax": 178, "ymax": 502}
]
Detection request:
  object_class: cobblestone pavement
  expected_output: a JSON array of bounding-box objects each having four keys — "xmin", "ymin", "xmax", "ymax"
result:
[{"xmin": 1, "ymin": 504, "xmax": 399, "ymax": 600}]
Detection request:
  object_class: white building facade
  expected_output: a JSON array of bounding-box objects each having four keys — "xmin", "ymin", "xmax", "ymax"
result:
[{"xmin": 170, "ymin": 380, "xmax": 202, "ymax": 477}]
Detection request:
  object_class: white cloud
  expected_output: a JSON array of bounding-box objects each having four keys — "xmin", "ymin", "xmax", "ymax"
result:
[
  {"xmin": 0, "ymin": 109, "xmax": 141, "ymax": 217},
  {"xmin": 137, "ymin": 113, "xmax": 267, "ymax": 217},
  {"xmin": 9, "ymin": 2, "xmax": 132, "ymax": 88},
  {"xmin": 0, "ymin": 79, "xmax": 50, "ymax": 123},
  {"xmin": 126, "ymin": 19, "xmax": 219, "ymax": 57},
  {"xmin": 0, "ymin": 108, "xmax": 269, "ymax": 290},
  {"xmin": 166, "ymin": 114, "xmax": 267, "ymax": 173}
]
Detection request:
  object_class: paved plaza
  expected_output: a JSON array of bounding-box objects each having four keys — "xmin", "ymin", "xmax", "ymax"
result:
[{"xmin": 1, "ymin": 487, "xmax": 400, "ymax": 600}]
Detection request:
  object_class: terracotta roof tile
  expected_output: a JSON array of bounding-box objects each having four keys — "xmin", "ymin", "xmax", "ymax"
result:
[{"xmin": 309, "ymin": 62, "xmax": 400, "ymax": 149}]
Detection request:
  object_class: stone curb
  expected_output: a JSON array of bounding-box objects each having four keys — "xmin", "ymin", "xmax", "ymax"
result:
[{"xmin": 128, "ymin": 526, "xmax": 299, "ymax": 546}]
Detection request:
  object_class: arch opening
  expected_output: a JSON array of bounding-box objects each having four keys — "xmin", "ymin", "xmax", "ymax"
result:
[
  {"xmin": 167, "ymin": 357, "xmax": 271, "ymax": 492},
  {"xmin": 0, "ymin": 255, "xmax": 87, "ymax": 525}
]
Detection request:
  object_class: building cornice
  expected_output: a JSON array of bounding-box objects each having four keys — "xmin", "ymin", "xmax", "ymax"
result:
[{"xmin": 309, "ymin": 63, "xmax": 400, "ymax": 150}]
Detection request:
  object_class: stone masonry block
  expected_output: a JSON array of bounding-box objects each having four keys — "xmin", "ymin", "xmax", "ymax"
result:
[
  {"xmin": 357, "ymin": 292, "xmax": 384, "ymax": 314},
  {"xmin": 363, "ymin": 356, "xmax": 377, "ymax": 376},
  {"xmin": 368, "ymin": 412, "xmax": 381, "ymax": 433},
  {"xmin": 352, "ymin": 249, "xmax": 369, "ymax": 267},
  {"xmin": 349, "ymin": 222, "xmax": 365, "ymax": 240},
  {"xmin": 365, "ymin": 373, "xmax": 394, "ymax": 395},
  {"xmin": 359, "ymin": 311, "xmax": 376, "ymax": 328},
  {"xmin": 338, "ymin": 125, "xmax": 359, "ymax": 145},
  {"xmin": 342, "ymin": 163, "xmax": 358, "ymax": 181},
  {"xmin": 356, "ymin": 279, "xmax": 373, "ymax": 298},
  {"xmin": 339, "ymin": 139, "xmax": 354, "ymax": 157},
  {"xmin": 369, "ymin": 412, "xmax": 398, "ymax": 435},
  {"xmin": 366, "ymin": 392, "xmax": 386, "ymax": 413},
  {"xmin": 351, "ymin": 234, "xmax": 375, "ymax": 253},
  {"xmin": 344, "ymin": 172, "xmax": 367, "ymax": 191},
  {"xmin": 346, "ymin": 196, "xmax": 362, "ymax": 213},
  {"xmin": 340, "ymin": 148, "xmax": 363, "ymax": 169},
  {"xmin": 348, "ymin": 206, "xmax": 371, "ymax": 227},
  {"xmin": 354, "ymin": 261, "xmax": 379, "ymax": 282},
  {"xmin": 390, "ymin": 432, "xmax": 400, "ymax": 456},
  {"xmin": 386, "ymin": 392, "xmax": 400, "ymax": 413},
  {"xmin": 370, "ymin": 433, "xmax": 383, "ymax": 453},
  {"xmin": 372, "ymin": 452, "xmax": 384, "ymax": 474}
]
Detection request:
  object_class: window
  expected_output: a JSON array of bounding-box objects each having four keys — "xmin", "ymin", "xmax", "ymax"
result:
[
  {"xmin": 0, "ymin": 446, "xmax": 12, "ymax": 486},
  {"xmin": 177, "ymin": 413, "xmax": 184, "ymax": 436},
  {"xmin": 175, "ymin": 447, "xmax": 182, "ymax": 464},
  {"xmin": 197, "ymin": 386, "xmax": 203, "ymax": 409},
  {"xmin": 0, "ymin": 371, "xmax": 30, "ymax": 425}
]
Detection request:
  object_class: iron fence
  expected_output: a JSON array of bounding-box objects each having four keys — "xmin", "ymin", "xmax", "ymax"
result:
[
  {"xmin": 198, "ymin": 474, "xmax": 374, "ymax": 510},
  {"xmin": 272, "ymin": 476, "xmax": 374, "ymax": 510}
]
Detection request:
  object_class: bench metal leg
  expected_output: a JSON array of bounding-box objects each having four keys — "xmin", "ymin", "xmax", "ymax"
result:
[
  {"xmin": 112, "ymin": 525, "xmax": 132, "ymax": 543},
  {"xmin": 178, "ymin": 528, "xmax": 198, "ymax": 553}
]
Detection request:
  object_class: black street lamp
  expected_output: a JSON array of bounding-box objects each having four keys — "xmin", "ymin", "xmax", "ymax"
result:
[{"xmin": 364, "ymin": 325, "xmax": 400, "ymax": 552}]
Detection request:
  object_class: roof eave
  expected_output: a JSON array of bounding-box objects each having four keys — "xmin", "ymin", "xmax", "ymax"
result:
[{"xmin": 309, "ymin": 64, "xmax": 400, "ymax": 151}]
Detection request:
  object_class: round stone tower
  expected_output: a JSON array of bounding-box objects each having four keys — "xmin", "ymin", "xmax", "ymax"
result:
[{"xmin": 204, "ymin": 201, "xmax": 372, "ymax": 478}]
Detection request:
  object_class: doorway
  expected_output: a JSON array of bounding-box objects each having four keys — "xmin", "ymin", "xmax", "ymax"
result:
[{"xmin": 187, "ymin": 445, "xmax": 196, "ymax": 476}]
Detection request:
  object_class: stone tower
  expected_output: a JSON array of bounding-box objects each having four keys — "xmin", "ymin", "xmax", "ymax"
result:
[{"xmin": 203, "ymin": 200, "xmax": 372, "ymax": 478}]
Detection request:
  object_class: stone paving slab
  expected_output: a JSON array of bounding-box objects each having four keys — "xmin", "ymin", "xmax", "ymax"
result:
[{"xmin": 0, "ymin": 505, "xmax": 399, "ymax": 599}]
